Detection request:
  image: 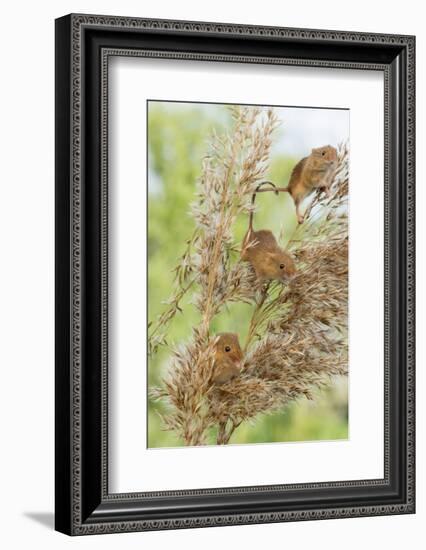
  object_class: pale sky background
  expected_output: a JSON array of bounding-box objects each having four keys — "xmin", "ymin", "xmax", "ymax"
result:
[
  {"xmin": 148, "ymin": 102, "xmax": 349, "ymax": 192},
  {"xmin": 272, "ymin": 106, "xmax": 349, "ymax": 156}
]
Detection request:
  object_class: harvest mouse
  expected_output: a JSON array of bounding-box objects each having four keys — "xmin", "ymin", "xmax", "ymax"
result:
[
  {"xmin": 281, "ymin": 145, "xmax": 338, "ymax": 224},
  {"xmin": 241, "ymin": 182, "xmax": 296, "ymax": 282},
  {"xmin": 212, "ymin": 333, "xmax": 243, "ymax": 385}
]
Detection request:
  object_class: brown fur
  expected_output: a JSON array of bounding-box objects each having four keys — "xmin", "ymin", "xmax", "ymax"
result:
[
  {"xmin": 241, "ymin": 181, "xmax": 296, "ymax": 282},
  {"xmin": 212, "ymin": 333, "xmax": 243, "ymax": 385},
  {"xmin": 241, "ymin": 229, "xmax": 296, "ymax": 282},
  {"xmin": 287, "ymin": 145, "xmax": 338, "ymax": 223}
]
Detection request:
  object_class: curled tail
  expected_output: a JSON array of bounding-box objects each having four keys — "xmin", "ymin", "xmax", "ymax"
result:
[
  {"xmin": 255, "ymin": 180, "xmax": 290, "ymax": 194},
  {"xmin": 249, "ymin": 181, "xmax": 279, "ymax": 232}
]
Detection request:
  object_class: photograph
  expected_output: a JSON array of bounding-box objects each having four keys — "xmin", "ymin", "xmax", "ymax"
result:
[
  {"xmin": 147, "ymin": 100, "xmax": 350, "ymax": 448},
  {"xmin": 51, "ymin": 8, "xmax": 415, "ymax": 540},
  {"xmin": 0, "ymin": 1, "xmax": 418, "ymax": 545}
]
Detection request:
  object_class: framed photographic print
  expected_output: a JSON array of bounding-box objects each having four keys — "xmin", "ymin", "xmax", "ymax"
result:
[{"xmin": 55, "ymin": 14, "xmax": 415, "ymax": 535}]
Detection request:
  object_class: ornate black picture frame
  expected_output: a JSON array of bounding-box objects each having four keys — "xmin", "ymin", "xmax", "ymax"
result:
[{"xmin": 55, "ymin": 13, "xmax": 415, "ymax": 535}]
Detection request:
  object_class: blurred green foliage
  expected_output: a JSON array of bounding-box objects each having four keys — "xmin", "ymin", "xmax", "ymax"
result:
[{"xmin": 147, "ymin": 102, "xmax": 348, "ymax": 448}]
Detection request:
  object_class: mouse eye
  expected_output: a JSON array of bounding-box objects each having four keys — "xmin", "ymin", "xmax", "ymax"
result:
[
  {"xmin": 225, "ymin": 346, "xmax": 231, "ymax": 352},
  {"xmin": 279, "ymin": 263, "xmax": 285, "ymax": 269},
  {"xmin": 321, "ymin": 151, "xmax": 326, "ymax": 156}
]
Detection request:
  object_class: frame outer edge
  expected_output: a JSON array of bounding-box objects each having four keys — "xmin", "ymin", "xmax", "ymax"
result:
[
  {"xmin": 61, "ymin": 13, "xmax": 415, "ymax": 535},
  {"xmin": 55, "ymin": 14, "xmax": 73, "ymax": 536}
]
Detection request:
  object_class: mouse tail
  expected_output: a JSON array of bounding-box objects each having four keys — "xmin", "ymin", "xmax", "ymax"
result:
[
  {"xmin": 255, "ymin": 180, "xmax": 289, "ymax": 193},
  {"xmin": 249, "ymin": 181, "xmax": 279, "ymax": 232}
]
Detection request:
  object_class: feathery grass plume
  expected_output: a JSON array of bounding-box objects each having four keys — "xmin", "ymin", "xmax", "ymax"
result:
[
  {"xmin": 150, "ymin": 328, "xmax": 217, "ymax": 446},
  {"xmin": 150, "ymin": 110, "xmax": 349, "ymax": 446},
  {"xmin": 208, "ymin": 236, "xmax": 348, "ymax": 444},
  {"xmin": 209, "ymin": 146, "xmax": 349, "ymax": 444},
  {"xmin": 150, "ymin": 106, "xmax": 279, "ymax": 444},
  {"xmin": 148, "ymin": 107, "xmax": 279, "ymax": 355},
  {"xmin": 191, "ymin": 107, "xmax": 280, "ymax": 332}
]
